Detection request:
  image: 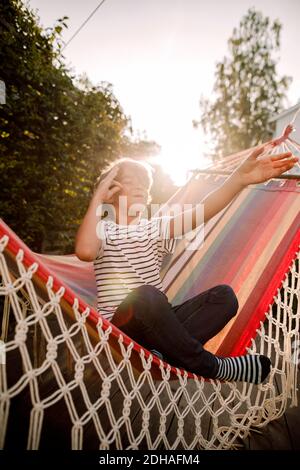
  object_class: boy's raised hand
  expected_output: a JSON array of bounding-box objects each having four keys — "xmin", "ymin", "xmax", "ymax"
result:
[
  {"xmin": 235, "ymin": 145, "xmax": 299, "ymax": 186},
  {"xmin": 96, "ymin": 166, "xmax": 123, "ymax": 203}
]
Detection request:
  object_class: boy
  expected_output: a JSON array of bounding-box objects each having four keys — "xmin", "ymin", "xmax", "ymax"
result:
[{"xmin": 75, "ymin": 148, "xmax": 298, "ymax": 383}]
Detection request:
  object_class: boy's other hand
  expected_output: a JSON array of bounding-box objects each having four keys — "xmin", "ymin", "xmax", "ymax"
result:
[
  {"xmin": 235, "ymin": 145, "xmax": 299, "ymax": 186},
  {"xmin": 95, "ymin": 166, "xmax": 123, "ymax": 203}
]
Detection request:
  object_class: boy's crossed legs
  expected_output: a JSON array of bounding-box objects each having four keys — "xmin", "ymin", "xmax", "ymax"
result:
[{"xmin": 111, "ymin": 284, "xmax": 271, "ymax": 384}]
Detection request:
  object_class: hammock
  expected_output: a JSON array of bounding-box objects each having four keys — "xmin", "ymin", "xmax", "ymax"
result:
[{"xmin": 0, "ymin": 128, "xmax": 299, "ymax": 450}]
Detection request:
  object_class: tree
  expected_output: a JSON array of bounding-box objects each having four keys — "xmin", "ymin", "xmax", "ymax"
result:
[
  {"xmin": 0, "ymin": 0, "xmax": 129, "ymax": 252},
  {"xmin": 195, "ymin": 8, "xmax": 292, "ymax": 159},
  {"xmin": 121, "ymin": 135, "xmax": 161, "ymax": 160}
]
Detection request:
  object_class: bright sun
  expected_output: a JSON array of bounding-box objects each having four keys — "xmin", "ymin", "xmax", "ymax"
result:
[{"xmin": 148, "ymin": 137, "xmax": 212, "ymax": 186}]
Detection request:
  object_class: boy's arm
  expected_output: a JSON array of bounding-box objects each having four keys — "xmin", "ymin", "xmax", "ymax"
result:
[
  {"xmin": 75, "ymin": 191, "xmax": 104, "ymax": 261},
  {"xmin": 168, "ymin": 172, "xmax": 244, "ymax": 238},
  {"xmin": 169, "ymin": 145, "xmax": 298, "ymax": 238},
  {"xmin": 198, "ymin": 171, "xmax": 244, "ymax": 224},
  {"xmin": 75, "ymin": 166, "xmax": 122, "ymax": 261}
]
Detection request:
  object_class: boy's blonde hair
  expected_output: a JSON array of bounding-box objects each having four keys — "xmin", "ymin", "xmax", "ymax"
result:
[{"xmin": 95, "ymin": 157, "xmax": 154, "ymax": 204}]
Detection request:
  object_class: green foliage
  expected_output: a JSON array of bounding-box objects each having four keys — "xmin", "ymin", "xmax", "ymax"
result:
[
  {"xmin": 197, "ymin": 8, "xmax": 292, "ymax": 159},
  {"xmin": 0, "ymin": 0, "xmax": 129, "ymax": 252},
  {"xmin": 121, "ymin": 136, "xmax": 161, "ymax": 160}
]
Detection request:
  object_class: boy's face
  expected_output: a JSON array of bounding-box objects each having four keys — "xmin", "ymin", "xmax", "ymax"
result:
[{"xmin": 114, "ymin": 164, "xmax": 151, "ymax": 210}]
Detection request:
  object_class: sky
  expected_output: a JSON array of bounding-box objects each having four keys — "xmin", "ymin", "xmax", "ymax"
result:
[{"xmin": 28, "ymin": 0, "xmax": 300, "ymax": 185}]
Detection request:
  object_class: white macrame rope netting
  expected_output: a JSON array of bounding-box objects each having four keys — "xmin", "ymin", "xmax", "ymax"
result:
[{"xmin": 0, "ymin": 234, "xmax": 299, "ymax": 450}]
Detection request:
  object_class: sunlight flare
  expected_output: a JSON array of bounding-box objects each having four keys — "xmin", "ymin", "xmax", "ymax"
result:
[{"xmin": 149, "ymin": 138, "xmax": 211, "ymax": 186}]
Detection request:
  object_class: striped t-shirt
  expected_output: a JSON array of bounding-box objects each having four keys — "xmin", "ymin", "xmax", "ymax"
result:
[{"xmin": 93, "ymin": 216, "xmax": 176, "ymax": 321}]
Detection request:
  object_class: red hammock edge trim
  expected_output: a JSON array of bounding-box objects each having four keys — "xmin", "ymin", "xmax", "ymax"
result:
[{"xmin": 230, "ymin": 232, "xmax": 300, "ymax": 356}]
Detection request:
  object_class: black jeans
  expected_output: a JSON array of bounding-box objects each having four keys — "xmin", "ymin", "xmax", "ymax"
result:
[{"xmin": 111, "ymin": 284, "xmax": 239, "ymax": 378}]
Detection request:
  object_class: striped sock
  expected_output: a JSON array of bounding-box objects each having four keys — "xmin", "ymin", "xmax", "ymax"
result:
[{"xmin": 215, "ymin": 354, "xmax": 271, "ymax": 384}]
